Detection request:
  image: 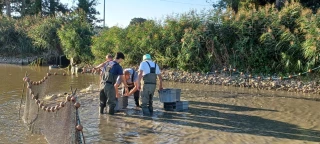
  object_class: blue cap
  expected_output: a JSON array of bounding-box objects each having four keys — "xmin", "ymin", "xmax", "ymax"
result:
[{"xmin": 143, "ymin": 54, "xmax": 152, "ymax": 60}]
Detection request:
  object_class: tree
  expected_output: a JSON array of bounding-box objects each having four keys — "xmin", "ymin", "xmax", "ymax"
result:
[
  {"xmin": 76, "ymin": 0, "xmax": 100, "ymax": 24},
  {"xmin": 0, "ymin": 0, "xmax": 5, "ymax": 15},
  {"xmin": 28, "ymin": 17, "xmax": 63, "ymax": 55},
  {"xmin": 57, "ymin": 10, "xmax": 94, "ymax": 65},
  {"xmin": 129, "ymin": 17, "xmax": 147, "ymax": 25},
  {"xmin": 42, "ymin": 0, "xmax": 69, "ymax": 16},
  {"xmin": 5, "ymin": 0, "xmax": 11, "ymax": 17},
  {"xmin": 299, "ymin": 0, "xmax": 320, "ymax": 13}
]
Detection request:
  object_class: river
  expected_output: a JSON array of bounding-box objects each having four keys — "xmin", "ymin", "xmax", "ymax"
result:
[{"xmin": 0, "ymin": 64, "xmax": 320, "ymax": 144}]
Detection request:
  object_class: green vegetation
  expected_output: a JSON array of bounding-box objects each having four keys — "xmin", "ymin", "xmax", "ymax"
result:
[
  {"xmin": 57, "ymin": 10, "xmax": 94, "ymax": 64},
  {"xmin": 92, "ymin": 2, "xmax": 320, "ymax": 74},
  {"xmin": 0, "ymin": 1, "xmax": 319, "ymax": 75}
]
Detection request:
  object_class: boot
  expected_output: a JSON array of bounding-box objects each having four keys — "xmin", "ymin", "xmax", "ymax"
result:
[
  {"xmin": 107, "ymin": 105, "xmax": 115, "ymax": 115},
  {"xmin": 99, "ymin": 106, "xmax": 104, "ymax": 114},
  {"xmin": 148, "ymin": 107, "xmax": 153, "ymax": 116},
  {"xmin": 142, "ymin": 107, "xmax": 151, "ymax": 116}
]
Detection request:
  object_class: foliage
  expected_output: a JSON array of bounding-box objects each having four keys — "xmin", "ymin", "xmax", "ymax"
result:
[
  {"xmin": 208, "ymin": 0, "xmax": 320, "ymax": 13},
  {"xmin": 28, "ymin": 17, "xmax": 62, "ymax": 55},
  {"xmin": 129, "ymin": 17, "xmax": 147, "ymax": 25},
  {"xmin": 1, "ymin": 1, "xmax": 320, "ymax": 74},
  {"xmin": 91, "ymin": 26, "xmax": 127, "ymax": 64},
  {"xmin": 57, "ymin": 11, "xmax": 94, "ymax": 64},
  {"xmin": 0, "ymin": 16, "xmax": 34, "ymax": 56},
  {"xmin": 91, "ymin": 1, "xmax": 320, "ymax": 73},
  {"xmin": 76, "ymin": 0, "xmax": 100, "ymax": 24}
]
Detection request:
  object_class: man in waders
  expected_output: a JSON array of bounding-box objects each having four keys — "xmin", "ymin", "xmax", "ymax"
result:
[
  {"xmin": 94, "ymin": 54, "xmax": 113, "ymax": 75},
  {"xmin": 115, "ymin": 68, "xmax": 140, "ymax": 108},
  {"xmin": 94, "ymin": 54, "xmax": 113, "ymax": 114},
  {"xmin": 137, "ymin": 54, "xmax": 163, "ymax": 116},
  {"xmin": 100, "ymin": 52, "xmax": 127, "ymax": 115}
]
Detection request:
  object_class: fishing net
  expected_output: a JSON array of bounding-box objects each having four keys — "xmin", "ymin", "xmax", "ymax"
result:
[{"xmin": 21, "ymin": 72, "xmax": 85, "ymax": 144}]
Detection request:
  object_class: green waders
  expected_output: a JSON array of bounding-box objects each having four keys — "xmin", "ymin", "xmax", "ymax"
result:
[
  {"xmin": 100, "ymin": 63, "xmax": 119, "ymax": 115},
  {"xmin": 140, "ymin": 61, "xmax": 157, "ymax": 116}
]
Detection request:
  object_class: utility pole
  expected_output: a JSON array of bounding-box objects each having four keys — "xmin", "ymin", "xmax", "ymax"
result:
[{"xmin": 103, "ymin": 0, "xmax": 105, "ymax": 27}]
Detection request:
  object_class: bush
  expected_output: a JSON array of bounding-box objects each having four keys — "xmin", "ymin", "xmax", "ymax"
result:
[
  {"xmin": 28, "ymin": 17, "xmax": 63, "ymax": 55},
  {"xmin": 91, "ymin": 1, "xmax": 319, "ymax": 74},
  {"xmin": 0, "ymin": 16, "xmax": 34, "ymax": 56}
]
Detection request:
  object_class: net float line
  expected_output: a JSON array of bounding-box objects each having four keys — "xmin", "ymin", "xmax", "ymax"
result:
[
  {"xmin": 23, "ymin": 72, "xmax": 69, "ymax": 87},
  {"xmin": 21, "ymin": 72, "xmax": 85, "ymax": 144}
]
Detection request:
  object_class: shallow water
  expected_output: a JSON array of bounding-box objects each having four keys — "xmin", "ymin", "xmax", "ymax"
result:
[{"xmin": 1, "ymin": 64, "xmax": 320, "ymax": 144}]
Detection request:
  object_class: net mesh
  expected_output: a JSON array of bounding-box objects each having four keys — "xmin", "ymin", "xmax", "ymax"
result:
[{"xmin": 22, "ymin": 73, "xmax": 84, "ymax": 144}]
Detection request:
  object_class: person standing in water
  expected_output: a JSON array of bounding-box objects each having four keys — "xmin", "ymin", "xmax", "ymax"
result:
[
  {"xmin": 114, "ymin": 68, "xmax": 140, "ymax": 108},
  {"xmin": 137, "ymin": 54, "xmax": 163, "ymax": 116},
  {"xmin": 100, "ymin": 52, "xmax": 127, "ymax": 115},
  {"xmin": 94, "ymin": 54, "xmax": 114, "ymax": 114}
]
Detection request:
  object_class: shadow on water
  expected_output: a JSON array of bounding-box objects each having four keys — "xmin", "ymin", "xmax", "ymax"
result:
[{"xmin": 126, "ymin": 101, "xmax": 320, "ymax": 142}]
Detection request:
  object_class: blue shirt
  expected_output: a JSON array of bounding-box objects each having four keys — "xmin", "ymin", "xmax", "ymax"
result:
[
  {"xmin": 116, "ymin": 68, "xmax": 138, "ymax": 84},
  {"xmin": 102, "ymin": 61, "xmax": 123, "ymax": 75}
]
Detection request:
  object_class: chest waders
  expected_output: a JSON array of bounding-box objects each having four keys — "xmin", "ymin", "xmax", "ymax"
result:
[
  {"xmin": 141, "ymin": 61, "xmax": 157, "ymax": 116},
  {"xmin": 100, "ymin": 63, "xmax": 119, "ymax": 115},
  {"xmin": 121, "ymin": 69, "xmax": 141, "ymax": 107}
]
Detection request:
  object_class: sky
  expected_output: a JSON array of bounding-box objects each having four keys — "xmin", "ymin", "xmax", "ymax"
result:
[{"xmin": 60, "ymin": 0, "xmax": 216, "ymax": 27}]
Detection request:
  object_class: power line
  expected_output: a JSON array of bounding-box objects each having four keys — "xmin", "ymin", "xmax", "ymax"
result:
[{"xmin": 159, "ymin": 0, "xmax": 212, "ymax": 7}]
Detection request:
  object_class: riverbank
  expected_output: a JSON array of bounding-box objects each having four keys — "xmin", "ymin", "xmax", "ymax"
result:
[
  {"xmin": 160, "ymin": 69, "xmax": 320, "ymax": 94},
  {"xmin": 0, "ymin": 56, "xmax": 38, "ymax": 65},
  {"xmin": 81, "ymin": 67, "xmax": 320, "ymax": 94}
]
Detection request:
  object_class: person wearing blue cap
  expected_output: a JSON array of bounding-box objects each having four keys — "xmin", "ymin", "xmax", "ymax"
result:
[{"xmin": 137, "ymin": 54, "xmax": 163, "ymax": 116}]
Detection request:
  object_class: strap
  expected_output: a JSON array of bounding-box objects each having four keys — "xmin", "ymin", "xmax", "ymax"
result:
[
  {"xmin": 105, "ymin": 81, "xmax": 114, "ymax": 84},
  {"xmin": 145, "ymin": 61, "xmax": 156, "ymax": 71},
  {"xmin": 146, "ymin": 61, "xmax": 152, "ymax": 68},
  {"xmin": 131, "ymin": 69, "xmax": 135, "ymax": 83},
  {"xmin": 144, "ymin": 82, "xmax": 156, "ymax": 84},
  {"xmin": 104, "ymin": 61, "xmax": 119, "ymax": 72}
]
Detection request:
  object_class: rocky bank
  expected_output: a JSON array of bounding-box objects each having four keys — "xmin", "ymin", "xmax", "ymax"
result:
[
  {"xmin": 0, "ymin": 56, "xmax": 38, "ymax": 65},
  {"xmin": 160, "ymin": 69, "xmax": 320, "ymax": 94},
  {"xmin": 83, "ymin": 67, "xmax": 320, "ymax": 94}
]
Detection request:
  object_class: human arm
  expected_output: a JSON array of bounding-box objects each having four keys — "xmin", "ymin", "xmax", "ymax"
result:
[
  {"xmin": 114, "ymin": 83, "xmax": 120, "ymax": 98},
  {"xmin": 117, "ymin": 65, "xmax": 128, "ymax": 94},
  {"xmin": 114, "ymin": 76, "xmax": 121, "ymax": 98},
  {"xmin": 122, "ymin": 75, "xmax": 129, "ymax": 94},
  {"xmin": 137, "ymin": 70, "xmax": 143, "ymax": 91},
  {"xmin": 157, "ymin": 74, "xmax": 163, "ymax": 90},
  {"xmin": 156, "ymin": 64, "xmax": 163, "ymax": 90},
  {"xmin": 94, "ymin": 61, "xmax": 108, "ymax": 69},
  {"xmin": 124, "ymin": 81, "xmax": 138, "ymax": 96}
]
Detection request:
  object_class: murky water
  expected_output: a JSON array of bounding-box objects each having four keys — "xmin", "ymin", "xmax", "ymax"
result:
[{"xmin": 1, "ymin": 64, "xmax": 320, "ymax": 144}]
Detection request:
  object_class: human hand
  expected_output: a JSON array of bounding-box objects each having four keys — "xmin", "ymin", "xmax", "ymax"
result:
[
  {"xmin": 116, "ymin": 93, "xmax": 120, "ymax": 98},
  {"xmin": 125, "ymin": 87, "xmax": 129, "ymax": 95},
  {"xmin": 137, "ymin": 83, "xmax": 140, "ymax": 91}
]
